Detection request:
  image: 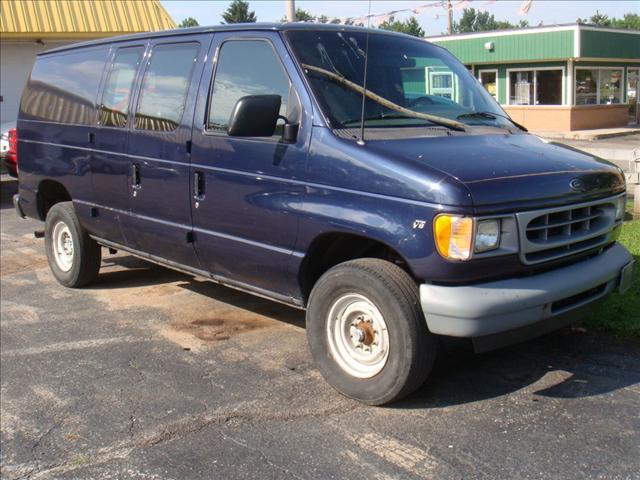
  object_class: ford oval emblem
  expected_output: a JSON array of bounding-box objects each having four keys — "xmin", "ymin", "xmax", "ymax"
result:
[{"xmin": 569, "ymin": 178, "xmax": 586, "ymax": 192}]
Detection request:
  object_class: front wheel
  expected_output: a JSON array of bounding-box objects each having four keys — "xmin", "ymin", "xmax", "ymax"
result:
[
  {"xmin": 306, "ymin": 258, "xmax": 437, "ymax": 405},
  {"xmin": 44, "ymin": 202, "xmax": 101, "ymax": 287}
]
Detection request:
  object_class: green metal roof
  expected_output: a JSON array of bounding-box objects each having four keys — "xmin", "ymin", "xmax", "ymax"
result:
[{"xmin": 429, "ymin": 24, "xmax": 640, "ymax": 64}]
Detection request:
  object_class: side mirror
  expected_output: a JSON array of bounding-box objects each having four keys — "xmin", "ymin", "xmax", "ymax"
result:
[
  {"xmin": 227, "ymin": 94, "xmax": 299, "ymax": 143},
  {"xmin": 228, "ymin": 95, "xmax": 281, "ymax": 137}
]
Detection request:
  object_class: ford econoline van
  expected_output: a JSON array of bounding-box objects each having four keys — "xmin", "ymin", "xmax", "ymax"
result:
[{"xmin": 14, "ymin": 24, "xmax": 634, "ymax": 405}]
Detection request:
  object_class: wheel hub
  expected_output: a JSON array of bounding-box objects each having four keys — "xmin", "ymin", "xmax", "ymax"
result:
[
  {"xmin": 326, "ymin": 294, "xmax": 390, "ymax": 378},
  {"xmin": 353, "ymin": 320, "xmax": 375, "ymax": 346},
  {"xmin": 51, "ymin": 221, "xmax": 74, "ymax": 272}
]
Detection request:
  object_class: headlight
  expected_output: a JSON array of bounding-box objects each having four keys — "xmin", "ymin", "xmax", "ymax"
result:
[
  {"xmin": 434, "ymin": 215, "xmax": 473, "ymax": 260},
  {"xmin": 615, "ymin": 196, "xmax": 625, "ymax": 220},
  {"xmin": 475, "ymin": 219, "xmax": 501, "ymax": 252},
  {"xmin": 434, "ymin": 215, "xmax": 503, "ymax": 260}
]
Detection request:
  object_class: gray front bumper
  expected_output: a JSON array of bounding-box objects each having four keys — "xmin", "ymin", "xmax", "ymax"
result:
[{"xmin": 420, "ymin": 242, "xmax": 632, "ymax": 339}]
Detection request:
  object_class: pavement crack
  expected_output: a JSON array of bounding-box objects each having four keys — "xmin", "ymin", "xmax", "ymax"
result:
[
  {"xmin": 139, "ymin": 402, "xmax": 361, "ymax": 448},
  {"xmin": 5, "ymin": 403, "xmax": 362, "ymax": 479},
  {"xmin": 221, "ymin": 432, "xmax": 305, "ymax": 480},
  {"xmin": 128, "ymin": 405, "xmax": 140, "ymax": 440},
  {"xmin": 30, "ymin": 417, "xmax": 64, "ymax": 454}
]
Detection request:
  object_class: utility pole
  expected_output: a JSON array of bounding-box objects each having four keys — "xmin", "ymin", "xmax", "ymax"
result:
[
  {"xmin": 285, "ymin": 0, "xmax": 295, "ymax": 22},
  {"xmin": 447, "ymin": 0, "xmax": 453, "ymax": 34}
]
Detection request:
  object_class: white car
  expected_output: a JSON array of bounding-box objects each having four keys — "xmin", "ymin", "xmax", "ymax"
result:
[{"xmin": 1, "ymin": 121, "xmax": 15, "ymax": 156}]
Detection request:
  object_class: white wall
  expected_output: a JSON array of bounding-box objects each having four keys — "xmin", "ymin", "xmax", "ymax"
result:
[{"xmin": 0, "ymin": 40, "xmax": 72, "ymax": 124}]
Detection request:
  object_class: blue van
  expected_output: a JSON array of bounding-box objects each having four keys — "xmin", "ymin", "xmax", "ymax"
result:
[{"xmin": 14, "ymin": 24, "xmax": 634, "ymax": 405}]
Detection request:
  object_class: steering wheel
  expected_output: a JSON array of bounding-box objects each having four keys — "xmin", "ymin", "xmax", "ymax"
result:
[{"xmin": 408, "ymin": 96, "xmax": 436, "ymax": 108}]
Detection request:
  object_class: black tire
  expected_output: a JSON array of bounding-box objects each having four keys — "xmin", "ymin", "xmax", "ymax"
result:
[
  {"xmin": 306, "ymin": 258, "xmax": 437, "ymax": 405},
  {"xmin": 44, "ymin": 201, "xmax": 101, "ymax": 287}
]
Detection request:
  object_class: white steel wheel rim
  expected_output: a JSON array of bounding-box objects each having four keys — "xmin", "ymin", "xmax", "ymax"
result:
[
  {"xmin": 52, "ymin": 221, "xmax": 74, "ymax": 272},
  {"xmin": 326, "ymin": 293, "xmax": 390, "ymax": 379}
]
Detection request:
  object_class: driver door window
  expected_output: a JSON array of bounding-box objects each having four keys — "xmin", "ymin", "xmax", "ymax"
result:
[{"xmin": 207, "ymin": 40, "xmax": 298, "ymax": 135}]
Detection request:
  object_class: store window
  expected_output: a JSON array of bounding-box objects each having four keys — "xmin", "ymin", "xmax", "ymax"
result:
[
  {"xmin": 599, "ymin": 69, "xmax": 623, "ymax": 104},
  {"xmin": 575, "ymin": 68, "xmax": 623, "ymax": 105},
  {"xmin": 536, "ymin": 70, "xmax": 563, "ymax": 105},
  {"xmin": 509, "ymin": 70, "xmax": 533, "ymax": 105},
  {"xmin": 508, "ymin": 68, "xmax": 563, "ymax": 105}
]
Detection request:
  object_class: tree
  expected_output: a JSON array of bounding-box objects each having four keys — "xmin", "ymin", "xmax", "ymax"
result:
[
  {"xmin": 577, "ymin": 10, "xmax": 610, "ymax": 26},
  {"xmin": 178, "ymin": 17, "xmax": 199, "ymax": 28},
  {"xmin": 281, "ymin": 8, "xmax": 315, "ymax": 22},
  {"xmin": 452, "ymin": 8, "xmax": 517, "ymax": 33},
  {"xmin": 578, "ymin": 11, "xmax": 640, "ymax": 30},
  {"xmin": 378, "ymin": 16, "xmax": 425, "ymax": 37},
  {"xmin": 611, "ymin": 13, "xmax": 640, "ymax": 30},
  {"xmin": 221, "ymin": 0, "xmax": 256, "ymax": 24}
]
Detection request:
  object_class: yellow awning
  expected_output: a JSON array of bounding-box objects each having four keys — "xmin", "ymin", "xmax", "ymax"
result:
[{"xmin": 0, "ymin": 0, "xmax": 176, "ymax": 39}]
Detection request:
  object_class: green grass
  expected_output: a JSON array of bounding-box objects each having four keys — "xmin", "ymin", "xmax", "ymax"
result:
[
  {"xmin": 583, "ymin": 204, "xmax": 640, "ymax": 337},
  {"xmin": 71, "ymin": 455, "xmax": 91, "ymax": 466}
]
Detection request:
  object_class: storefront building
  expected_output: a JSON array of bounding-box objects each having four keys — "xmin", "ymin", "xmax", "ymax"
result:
[
  {"xmin": 0, "ymin": 0, "xmax": 175, "ymax": 124},
  {"xmin": 429, "ymin": 24, "xmax": 640, "ymax": 131}
]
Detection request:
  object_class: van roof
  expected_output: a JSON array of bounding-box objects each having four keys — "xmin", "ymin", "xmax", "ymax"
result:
[{"xmin": 41, "ymin": 22, "xmax": 423, "ymax": 55}]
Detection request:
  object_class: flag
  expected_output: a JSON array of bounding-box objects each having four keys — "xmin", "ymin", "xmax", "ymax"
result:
[
  {"xmin": 370, "ymin": 13, "xmax": 393, "ymax": 27},
  {"xmin": 519, "ymin": 0, "xmax": 533, "ymax": 16},
  {"xmin": 452, "ymin": 0, "xmax": 471, "ymax": 11}
]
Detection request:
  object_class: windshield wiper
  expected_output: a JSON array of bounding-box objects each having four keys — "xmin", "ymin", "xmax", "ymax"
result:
[
  {"xmin": 457, "ymin": 111, "xmax": 528, "ymax": 132},
  {"xmin": 302, "ymin": 63, "xmax": 466, "ymax": 132},
  {"xmin": 342, "ymin": 113, "xmax": 431, "ymax": 126}
]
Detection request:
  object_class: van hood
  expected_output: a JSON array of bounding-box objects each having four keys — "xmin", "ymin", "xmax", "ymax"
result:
[{"xmin": 366, "ymin": 133, "xmax": 626, "ymax": 211}]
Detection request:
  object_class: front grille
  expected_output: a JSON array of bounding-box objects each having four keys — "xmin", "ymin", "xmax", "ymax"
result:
[
  {"xmin": 517, "ymin": 196, "xmax": 621, "ymax": 265},
  {"xmin": 551, "ymin": 283, "xmax": 607, "ymax": 314}
]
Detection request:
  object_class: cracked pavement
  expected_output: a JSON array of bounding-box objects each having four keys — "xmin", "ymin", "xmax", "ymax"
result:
[{"xmin": 1, "ymin": 175, "xmax": 639, "ymax": 480}]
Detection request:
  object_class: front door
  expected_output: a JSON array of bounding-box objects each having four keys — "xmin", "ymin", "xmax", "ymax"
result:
[
  {"xmin": 479, "ymin": 70, "xmax": 498, "ymax": 102},
  {"xmin": 189, "ymin": 31, "xmax": 310, "ymax": 299},
  {"xmin": 125, "ymin": 34, "xmax": 212, "ymax": 268}
]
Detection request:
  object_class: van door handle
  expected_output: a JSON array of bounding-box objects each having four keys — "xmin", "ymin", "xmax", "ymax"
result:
[
  {"xmin": 193, "ymin": 171, "xmax": 205, "ymax": 200},
  {"xmin": 88, "ymin": 132, "xmax": 95, "ymax": 144},
  {"xmin": 131, "ymin": 163, "xmax": 141, "ymax": 190}
]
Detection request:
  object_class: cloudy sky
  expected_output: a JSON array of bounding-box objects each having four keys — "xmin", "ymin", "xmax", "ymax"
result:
[{"xmin": 161, "ymin": 0, "xmax": 638, "ymax": 35}]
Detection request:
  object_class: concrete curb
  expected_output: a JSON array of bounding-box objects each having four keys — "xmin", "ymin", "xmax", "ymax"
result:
[{"xmin": 536, "ymin": 129, "xmax": 640, "ymax": 141}]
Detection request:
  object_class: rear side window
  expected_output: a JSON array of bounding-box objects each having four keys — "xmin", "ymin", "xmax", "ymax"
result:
[
  {"xmin": 134, "ymin": 43, "xmax": 200, "ymax": 131},
  {"xmin": 21, "ymin": 47, "xmax": 108, "ymax": 125},
  {"xmin": 207, "ymin": 40, "xmax": 293, "ymax": 133},
  {"xmin": 99, "ymin": 47, "xmax": 144, "ymax": 128}
]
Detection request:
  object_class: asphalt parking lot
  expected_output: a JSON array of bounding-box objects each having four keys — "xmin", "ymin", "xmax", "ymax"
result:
[{"xmin": 1, "ymin": 175, "xmax": 639, "ymax": 480}]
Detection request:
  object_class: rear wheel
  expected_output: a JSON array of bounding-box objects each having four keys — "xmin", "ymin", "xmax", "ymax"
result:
[
  {"xmin": 44, "ymin": 202, "xmax": 101, "ymax": 287},
  {"xmin": 306, "ymin": 258, "xmax": 437, "ymax": 405}
]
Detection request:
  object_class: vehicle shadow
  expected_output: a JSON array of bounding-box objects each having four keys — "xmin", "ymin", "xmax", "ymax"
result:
[
  {"xmin": 96, "ymin": 254, "xmax": 639, "ymax": 406},
  {"xmin": 398, "ymin": 329, "xmax": 640, "ymax": 409},
  {"xmin": 0, "ymin": 176, "xmax": 18, "ymax": 209},
  {"xmin": 95, "ymin": 254, "xmax": 305, "ymax": 329}
]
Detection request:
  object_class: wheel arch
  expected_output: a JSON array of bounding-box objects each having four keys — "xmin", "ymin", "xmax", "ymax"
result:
[
  {"xmin": 298, "ymin": 231, "xmax": 417, "ymax": 305},
  {"xmin": 37, "ymin": 179, "xmax": 72, "ymax": 220}
]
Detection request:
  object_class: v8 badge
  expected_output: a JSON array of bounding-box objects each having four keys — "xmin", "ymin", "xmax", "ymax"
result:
[{"xmin": 413, "ymin": 220, "xmax": 426, "ymax": 229}]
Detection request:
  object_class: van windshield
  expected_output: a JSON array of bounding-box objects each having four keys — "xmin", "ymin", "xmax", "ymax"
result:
[{"xmin": 285, "ymin": 30, "xmax": 514, "ymax": 132}]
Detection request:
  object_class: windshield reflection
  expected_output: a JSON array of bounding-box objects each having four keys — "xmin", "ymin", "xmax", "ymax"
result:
[{"xmin": 286, "ymin": 30, "xmax": 515, "ymax": 133}]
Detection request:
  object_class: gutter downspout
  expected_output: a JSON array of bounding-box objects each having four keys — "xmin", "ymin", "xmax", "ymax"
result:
[{"xmin": 567, "ymin": 58, "xmax": 574, "ymax": 107}]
